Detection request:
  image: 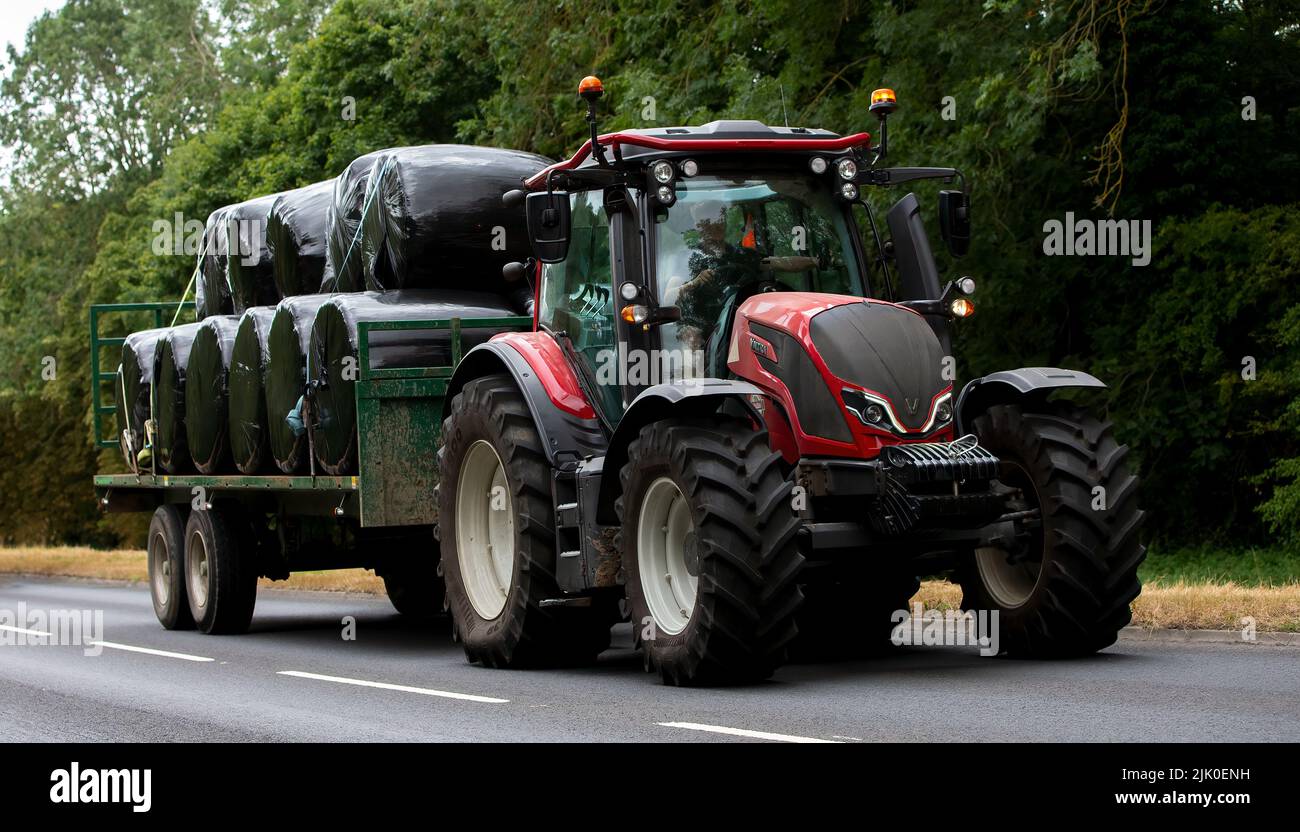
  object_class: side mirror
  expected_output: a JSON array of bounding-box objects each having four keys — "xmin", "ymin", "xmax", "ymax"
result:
[
  {"xmin": 525, "ymin": 191, "xmax": 571, "ymax": 264},
  {"xmin": 938, "ymin": 190, "xmax": 970, "ymax": 257}
]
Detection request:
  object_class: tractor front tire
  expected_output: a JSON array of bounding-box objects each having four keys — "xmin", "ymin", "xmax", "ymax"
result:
[
  {"xmin": 438, "ymin": 374, "xmax": 611, "ymax": 668},
  {"xmin": 957, "ymin": 403, "xmax": 1145, "ymax": 657},
  {"xmin": 618, "ymin": 418, "xmax": 804, "ymax": 686}
]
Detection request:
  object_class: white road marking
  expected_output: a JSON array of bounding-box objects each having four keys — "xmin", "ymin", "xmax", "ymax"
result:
[
  {"xmin": 832, "ymin": 735, "xmax": 865, "ymax": 741},
  {"xmin": 657, "ymin": 721, "xmax": 841, "ymax": 743},
  {"xmin": 88, "ymin": 641, "xmax": 214, "ymax": 662},
  {"xmin": 0, "ymin": 624, "xmax": 52, "ymax": 637},
  {"xmin": 277, "ymin": 670, "xmax": 509, "ymax": 704}
]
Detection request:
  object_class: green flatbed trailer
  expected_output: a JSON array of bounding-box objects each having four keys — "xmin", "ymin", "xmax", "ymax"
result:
[{"xmin": 90, "ymin": 303, "xmax": 532, "ymax": 626}]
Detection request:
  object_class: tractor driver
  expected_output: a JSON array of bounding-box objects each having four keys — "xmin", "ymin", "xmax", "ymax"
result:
[{"xmin": 660, "ymin": 200, "xmax": 765, "ymax": 364}]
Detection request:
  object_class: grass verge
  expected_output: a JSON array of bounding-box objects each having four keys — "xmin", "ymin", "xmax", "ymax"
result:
[{"xmin": 1, "ymin": 545, "xmax": 1296, "ymax": 632}]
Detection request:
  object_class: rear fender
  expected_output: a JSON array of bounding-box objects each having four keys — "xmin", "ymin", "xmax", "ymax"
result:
[
  {"xmin": 595, "ymin": 380, "xmax": 764, "ymax": 524},
  {"xmin": 446, "ymin": 334, "xmax": 606, "ymax": 467}
]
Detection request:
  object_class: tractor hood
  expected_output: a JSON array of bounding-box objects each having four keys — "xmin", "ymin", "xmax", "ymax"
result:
[{"xmin": 730, "ymin": 293, "xmax": 951, "ymax": 446}]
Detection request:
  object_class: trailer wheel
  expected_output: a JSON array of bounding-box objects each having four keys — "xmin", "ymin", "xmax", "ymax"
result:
[
  {"xmin": 438, "ymin": 374, "xmax": 611, "ymax": 667},
  {"xmin": 618, "ymin": 418, "xmax": 804, "ymax": 686},
  {"xmin": 147, "ymin": 505, "xmax": 194, "ymax": 630},
  {"xmin": 184, "ymin": 506, "xmax": 258, "ymax": 635},
  {"xmin": 379, "ymin": 535, "xmax": 446, "ymax": 619},
  {"xmin": 956, "ymin": 403, "xmax": 1145, "ymax": 656}
]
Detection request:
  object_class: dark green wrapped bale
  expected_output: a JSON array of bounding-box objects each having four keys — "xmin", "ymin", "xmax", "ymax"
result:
[
  {"xmin": 358, "ymin": 145, "xmax": 549, "ymax": 294},
  {"xmin": 324, "ymin": 150, "xmax": 386, "ymax": 293},
  {"xmin": 266, "ymin": 294, "xmax": 333, "ymax": 473},
  {"xmin": 196, "ymin": 207, "xmax": 233, "ymax": 320},
  {"xmin": 152, "ymin": 322, "xmax": 205, "ymax": 473},
  {"xmin": 114, "ymin": 327, "xmax": 169, "ymax": 473},
  {"xmin": 308, "ymin": 290, "xmax": 519, "ymax": 475},
  {"xmin": 228, "ymin": 307, "xmax": 276, "ymax": 474},
  {"xmin": 225, "ymin": 194, "xmax": 281, "ymax": 313},
  {"xmin": 185, "ymin": 315, "xmax": 241, "ymax": 474},
  {"xmin": 267, "ymin": 181, "xmax": 333, "ymax": 299}
]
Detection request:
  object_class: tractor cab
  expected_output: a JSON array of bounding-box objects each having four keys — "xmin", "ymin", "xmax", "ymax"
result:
[{"xmin": 508, "ymin": 77, "xmax": 974, "ymax": 432}]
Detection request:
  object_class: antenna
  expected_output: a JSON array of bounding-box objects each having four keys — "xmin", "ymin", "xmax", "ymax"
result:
[{"xmin": 779, "ymin": 83, "xmax": 789, "ymax": 127}]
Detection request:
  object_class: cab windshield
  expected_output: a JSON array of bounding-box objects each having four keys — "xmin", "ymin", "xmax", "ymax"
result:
[{"xmin": 652, "ymin": 174, "xmax": 864, "ymax": 375}]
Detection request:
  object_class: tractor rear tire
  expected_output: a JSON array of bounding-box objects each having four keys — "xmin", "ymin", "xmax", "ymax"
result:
[
  {"xmin": 147, "ymin": 505, "xmax": 195, "ymax": 631},
  {"xmin": 956, "ymin": 403, "xmax": 1145, "ymax": 656},
  {"xmin": 184, "ymin": 506, "xmax": 259, "ymax": 635},
  {"xmin": 438, "ymin": 374, "xmax": 612, "ymax": 668},
  {"xmin": 618, "ymin": 418, "xmax": 804, "ymax": 686}
]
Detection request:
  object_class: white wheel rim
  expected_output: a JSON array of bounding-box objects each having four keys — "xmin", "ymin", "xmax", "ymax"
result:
[
  {"xmin": 456, "ymin": 440, "xmax": 515, "ymax": 620},
  {"xmin": 187, "ymin": 528, "xmax": 210, "ymax": 611},
  {"xmin": 149, "ymin": 531, "xmax": 170, "ymax": 607},
  {"xmin": 974, "ymin": 546, "xmax": 1041, "ymax": 608},
  {"xmin": 636, "ymin": 477, "xmax": 697, "ymax": 636}
]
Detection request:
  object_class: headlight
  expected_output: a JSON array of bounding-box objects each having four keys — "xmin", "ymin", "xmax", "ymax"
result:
[
  {"xmin": 680, "ymin": 159, "xmax": 699, "ymax": 177},
  {"xmin": 935, "ymin": 399, "xmax": 952, "ymax": 424},
  {"xmin": 864, "ymin": 404, "xmax": 884, "ymax": 424},
  {"xmin": 652, "ymin": 160, "xmax": 675, "ymax": 184},
  {"xmin": 840, "ymin": 182, "xmax": 859, "ymax": 201},
  {"xmin": 836, "ymin": 158, "xmax": 858, "ymax": 180},
  {"xmin": 809, "ymin": 157, "xmax": 828, "ymax": 174},
  {"xmin": 656, "ymin": 184, "xmax": 676, "ymax": 205}
]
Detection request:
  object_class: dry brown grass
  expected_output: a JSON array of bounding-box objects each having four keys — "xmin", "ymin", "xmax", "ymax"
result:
[{"xmin": 2, "ymin": 547, "xmax": 1296, "ymax": 631}]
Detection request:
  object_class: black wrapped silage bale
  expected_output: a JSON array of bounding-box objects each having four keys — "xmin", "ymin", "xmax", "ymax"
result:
[
  {"xmin": 225, "ymin": 194, "xmax": 281, "ymax": 313},
  {"xmin": 308, "ymin": 290, "xmax": 520, "ymax": 475},
  {"xmin": 185, "ymin": 315, "xmax": 241, "ymax": 474},
  {"xmin": 266, "ymin": 294, "xmax": 334, "ymax": 473},
  {"xmin": 324, "ymin": 150, "xmax": 386, "ymax": 293},
  {"xmin": 196, "ymin": 207, "xmax": 233, "ymax": 320},
  {"xmin": 267, "ymin": 181, "xmax": 334, "ymax": 300},
  {"xmin": 152, "ymin": 322, "xmax": 205, "ymax": 473},
  {"xmin": 114, "ymin": 327, "xmax": 169, "ymax": 473},
  {"xmin": 358, "ymin": 145, "xmax": 549, "ymax": 294},
  {"xmin": 228, "ymin": 307, "xmax": 276, "ymax": 474}
]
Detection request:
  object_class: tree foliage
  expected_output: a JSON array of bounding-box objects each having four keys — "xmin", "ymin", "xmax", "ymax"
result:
[{"xmin": 0, "ymin": 0, "xmax": 1296, "ymax": 548}]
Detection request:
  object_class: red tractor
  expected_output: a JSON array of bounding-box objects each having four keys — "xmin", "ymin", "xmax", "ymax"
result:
[{"xmin": 437, "ymin": 78, "xmax": 1145, "ymax": 685}]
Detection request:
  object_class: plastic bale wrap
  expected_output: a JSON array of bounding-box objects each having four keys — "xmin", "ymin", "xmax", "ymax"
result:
[
  {"xmin": 196, "ymin": 207, "xmax": 233, "ymax": 319},
  {"xmin": 228, "ymin": 307, "xmax": 276, "ymax": 473},
  {"xmin": 114, "ymin": 327, "xmax": 169, "ymax": 472},
  {"xmin": 267, "ymin": 180, "xmax": 333, "ymax": 299},
  {"xmin": 308, "ymin": 290, "xmax": 520, "ymax": 475},
  {"xmin": 266, "ymin": 294, "xmax": 334, "ymax": 473},
  {"xmin": 225, "ymin": 194, "xmax": 281, "ymax": 313},
  {"xmin": 152, "ymin": 322, "xmax": 205, "ymax": 473},
  {"xmin": 324, "ymin": 150, "xmax": 387, "ymax": 293},
  {"xmin": 358, "ymin": 145, "xmax": 549, "ymax": 294},
  {"xmin": 185, "ymin": 315, "xmax": 241, "ymax": 474}
]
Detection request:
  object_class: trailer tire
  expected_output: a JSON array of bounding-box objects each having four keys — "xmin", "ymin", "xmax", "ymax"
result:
[
  {"xmin": 618, "ymin": 418, "xmax": 805, "ymax": 686},
  {"xmin": 956, "ymin": 403, "xmax": 1145, "ymax": 656},
  {"xmin": 147, "ymin": 505, "xmax": 195, "ymax": 630},
  {"xmin": 438, "ymin": 374, "xmax": 611, "ymax": 667},
  {"xmin": 184, "ymin": 506, "xmax": 258, "ymax": 634},
  {"xmin": 380, "ymin": 538, "xmax": 446, "ymax": 619}
]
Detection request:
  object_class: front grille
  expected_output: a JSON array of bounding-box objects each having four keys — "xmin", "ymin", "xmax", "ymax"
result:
[{"xmin": 878, "ymin": 434, "xmax": 1000, "ymax": 486}]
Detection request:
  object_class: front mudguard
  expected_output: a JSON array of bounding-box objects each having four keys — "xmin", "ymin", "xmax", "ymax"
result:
[{"xmin": 955, "ymin": 367, "xmax": 1106, "ymax": 435}]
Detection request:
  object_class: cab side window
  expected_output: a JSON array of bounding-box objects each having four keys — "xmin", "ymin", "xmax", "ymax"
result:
[{"xmin": 537, "ymin": 191, "xmax": 621, "ymax": 417}]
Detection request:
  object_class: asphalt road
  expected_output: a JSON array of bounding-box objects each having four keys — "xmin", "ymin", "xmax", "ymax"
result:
[{"xmin": 2, "ymin": 576, "xmax": 1297, "ymax": 742}]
